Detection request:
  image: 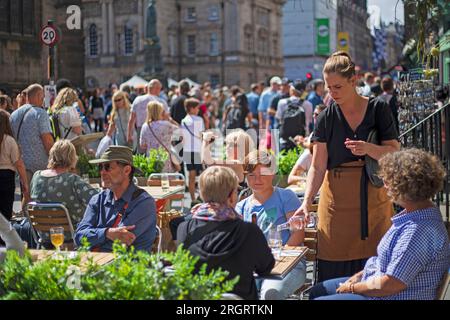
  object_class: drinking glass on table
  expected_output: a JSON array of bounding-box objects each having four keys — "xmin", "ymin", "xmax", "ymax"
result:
[
  {"xmin": 50, "ymin": 227, "xmax": 64, "ymax": 252},
  {"xmin": 268, "ymin": 226, "xmax": 282, "ymax": 260},
  {"xmin": 161, "ymin": 173, "xmax": 170, "ymax": 191},
  {"xmin": 297, "ymin": 173, "xmax": 307, "ymax": 190}
]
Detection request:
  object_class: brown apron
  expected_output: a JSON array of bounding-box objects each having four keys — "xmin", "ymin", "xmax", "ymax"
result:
[{"xmin": 317, "ymin": 161, "xmax": 393, "ymax": 261}]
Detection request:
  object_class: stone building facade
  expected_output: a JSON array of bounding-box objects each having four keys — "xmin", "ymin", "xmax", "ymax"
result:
[
  {"xmin": 283, "ymin": 0, "xmax": 338, "ymax": 81},
  {"xmin": 336, "ymin": 0, "xmax": 373, "ymax": 71},
  {"xmin": 82, "ymin": 0, "xmax": 286, "ymax": 89},
  {"xmin": 0, "ymin": 0, "xmax": 84, "ymax": 94}
]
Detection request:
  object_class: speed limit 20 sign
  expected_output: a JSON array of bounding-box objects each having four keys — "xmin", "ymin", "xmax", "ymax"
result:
[{"xmin": 40, "ymin": 25, "xmax": 59, "ymax": 46}]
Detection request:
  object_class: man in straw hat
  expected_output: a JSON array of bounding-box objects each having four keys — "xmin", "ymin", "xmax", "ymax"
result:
[{"xmin": 75, "ymin": 146, "xmax": 156, "ymax": 252}]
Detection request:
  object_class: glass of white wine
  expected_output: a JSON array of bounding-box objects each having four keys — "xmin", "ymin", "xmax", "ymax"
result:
[
  {"xmin": 50, "ymin": 227, "xmax": 64, "ymax": 252},
  {"xmin": 268, "ymin": 227, "xmax": 282, "ymax": 260}
]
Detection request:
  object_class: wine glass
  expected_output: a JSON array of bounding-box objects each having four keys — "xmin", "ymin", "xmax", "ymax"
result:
[
  {"xmin": 161, "ymin": 174, "xmax": 170, "ymax": 191},
  {"xmin": 50, "ymin": 227, "xmax": 64, "ymax": 252},
  {"xmin": 297, "ymin": 173, "xmax": 307, "ymax": 190},
  {"xmin": 268, "ymin": 227, "xmax": 282, "ymax": 260}
]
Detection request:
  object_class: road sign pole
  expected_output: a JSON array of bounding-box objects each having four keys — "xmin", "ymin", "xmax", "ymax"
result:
[{"xmin": 47, "ymin": 20, "xmax": 55, "ymax": 83}]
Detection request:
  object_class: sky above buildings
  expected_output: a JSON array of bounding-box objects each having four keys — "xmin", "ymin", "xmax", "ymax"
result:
[{"xmin": 368, "ymin": 0, "xmax": 404, "ymax": 25}]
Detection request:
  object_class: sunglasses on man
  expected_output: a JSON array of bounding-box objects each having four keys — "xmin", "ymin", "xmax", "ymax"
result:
[
  {"xmin": 98, "ymin": 162, "xmax": 129, "ymax": 172},
  {"xmin": 98, "ymin": 163, "xmax": 113, "ymax": 172}
]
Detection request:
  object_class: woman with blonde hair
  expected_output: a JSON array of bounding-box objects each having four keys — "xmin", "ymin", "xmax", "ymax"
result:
[
  {"xmin": 140, "ymin": 101, "xmax": 179, "ymax": 172},
  {"xmin": 14, "ymin": 140, "xmax": 98, "ymax": 248},
  {"xmin": 107, "ymin": 90, "xmax": 131, "ymax": 146},
  {"xmin": 292, "ymin": 51, "xmax": 400, "ymax": 282},
  {"xmin": 202, "ymin": 128, "xmax": 256, "ymax": 183},
  {"xmin": 50, "ymin": 87, "xmax": 82, "ymax": 140},
  {"xmin": 30, "ymin": 140, "xmax": 98, "ymax": 224}
]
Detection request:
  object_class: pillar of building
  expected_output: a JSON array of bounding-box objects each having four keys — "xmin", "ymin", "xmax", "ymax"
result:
[
  {"xmin": 108, "ymin": 0, "xmax": 115, "ymax": 54},
  {"xmin": 101, "ymin": 0, "xmax": 108, "ymax": 54}
]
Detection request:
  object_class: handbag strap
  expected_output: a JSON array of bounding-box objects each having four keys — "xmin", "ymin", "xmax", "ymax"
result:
[
  {"xmin": 91, "ymin": 188, "xmax": 145, "ymax": 252},
  {"xmin": 182, "ymin": 120, "xmax": 202, "ymax": 140},
  {"xmin": 147, "ymin": 122, "xmax": 172, "ymax": 155},
  {"xmin": 16, "ymin": 106, "xmax": 34, "ymax": 142}
]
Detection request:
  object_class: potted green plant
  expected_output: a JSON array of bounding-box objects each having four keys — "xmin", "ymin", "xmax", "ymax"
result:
[
  {"xmin": 276, "ymin": 147, "xmax": 303, "ymax": 188},
  {"xmin": 133, "ymin": 148, "xmax": 168, "ymax": 185},
  {"xmin": 76, "ymin": 152, "xmax": 101, "ymax": 184},
  {"xmin": 0, "ymin": 242, "xmax": 238, "ymax": 300}
]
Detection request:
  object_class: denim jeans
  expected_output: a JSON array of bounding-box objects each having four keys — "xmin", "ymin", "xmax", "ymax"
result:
[
  {"xmin": 258, "ymin": 260, "xmax": 307, "ymax": 300},
  {"xmin": 309, "ymin": 277, "xmax": 369, "ymax": 300}
]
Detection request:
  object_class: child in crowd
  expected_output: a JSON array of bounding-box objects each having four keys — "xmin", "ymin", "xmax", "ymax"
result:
[{"xmin": 181, "ymin": 98, "xmax": 205, "ymax": 202}]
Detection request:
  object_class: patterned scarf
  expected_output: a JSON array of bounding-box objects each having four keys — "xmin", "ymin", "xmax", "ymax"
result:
[{"xmin": 191, "ymin": 202, "xmax": 241, "ymax": 222}]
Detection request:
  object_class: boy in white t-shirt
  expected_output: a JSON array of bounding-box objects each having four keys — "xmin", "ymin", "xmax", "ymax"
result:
[{"xmin": 181, "ymin": 98, "xmax": 205, "ymax": 201}]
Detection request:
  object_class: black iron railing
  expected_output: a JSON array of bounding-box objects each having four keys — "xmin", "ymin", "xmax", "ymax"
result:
[{"xmin": 399, "ymin": 102, "xmax": 450, "ymax": 223}]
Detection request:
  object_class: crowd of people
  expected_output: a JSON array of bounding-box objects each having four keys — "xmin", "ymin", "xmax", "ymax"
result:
[{"xmin": 0, "ymin": 51, "xmax": 449, "ymax": 300}]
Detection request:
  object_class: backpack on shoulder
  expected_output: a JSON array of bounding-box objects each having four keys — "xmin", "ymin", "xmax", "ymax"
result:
[
  {"xmin": 223, "ymin": 104, "xmax": 245, "ymax": 133},
  {"xmin": 280, "ymin": 99, "xmax": 306, "ymax": 141},
  {"xmin": 48, "ymin": 110, "xmax": 72, "ymax": 140}
]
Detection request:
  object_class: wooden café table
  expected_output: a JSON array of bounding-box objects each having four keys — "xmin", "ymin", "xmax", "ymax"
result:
[
  {"xmin": 265, "ymin": 246, "xmax": 308, "ymax": 279},
  {"xmin": 29, "ymin": 249, "xmax": 115, "ymax": 267},
  {"xmin": 140, "ymin": 186, "xmax": 185, "ymax": 200}
]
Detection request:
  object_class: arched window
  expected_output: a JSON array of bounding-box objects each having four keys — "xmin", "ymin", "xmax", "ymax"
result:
[
  {"xmin": 89, "ymin": 24, "xmax": 98, "ymax": 57},
  {"xmin": 124, "ymin": 25, "xmax": 134, "ymax": 55}
]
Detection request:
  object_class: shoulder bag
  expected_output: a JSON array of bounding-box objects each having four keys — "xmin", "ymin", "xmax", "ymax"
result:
[{"xmin": 148, "ymin": 123, "xmax": 182, "ymax": 172}]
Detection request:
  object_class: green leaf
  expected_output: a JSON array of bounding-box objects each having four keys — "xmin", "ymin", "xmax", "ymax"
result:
[{"xmin": 277, "ymin": 146, "xmax": 303, "ymax": 176}]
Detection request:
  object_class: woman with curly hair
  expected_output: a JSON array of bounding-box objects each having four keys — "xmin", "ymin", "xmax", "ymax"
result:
[{"xmin": 309, "ymin": 148, "xmax": 450, "ymax": 300}]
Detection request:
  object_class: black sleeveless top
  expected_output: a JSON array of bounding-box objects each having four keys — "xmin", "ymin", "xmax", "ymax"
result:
[{"xmin": 311, "ymin": 97, "xmax": 398, "ymax": 170}]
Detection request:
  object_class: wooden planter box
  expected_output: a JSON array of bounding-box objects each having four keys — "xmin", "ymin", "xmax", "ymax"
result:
[{"xmin": 135, "ymin": 177, "xmax": 148, "ymax": 186}]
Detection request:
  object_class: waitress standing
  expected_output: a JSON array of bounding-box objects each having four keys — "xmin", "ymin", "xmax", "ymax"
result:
[{"xmin": 293, "ymin": 52, "xmax": 400, "ymax": 282}]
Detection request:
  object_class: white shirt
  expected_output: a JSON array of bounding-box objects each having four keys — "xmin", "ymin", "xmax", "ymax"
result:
[
  {"xmin": 131, "ymin": 94, "xmax": 169, "ymax": 128},
  {"xmin": 181, "ymin": 114, "xmax": 204, "ymax": 153},
  {"xmin": 294, "ymin": 149, "xmax": 312, "ymax": 171},
  {"xmin": 58, "ymin": 105, "xmax": 82, "ymax": 140}
]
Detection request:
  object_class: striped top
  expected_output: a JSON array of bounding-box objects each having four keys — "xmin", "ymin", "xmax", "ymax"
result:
[{"xmin": 362, "ymin": 206, "xmax": 450, "ymax": 300}]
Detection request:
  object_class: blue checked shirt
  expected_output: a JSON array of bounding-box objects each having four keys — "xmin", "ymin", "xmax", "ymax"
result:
[{"xmin": 361, "ymin": 207, "xmax": 450, "ymax": 300}]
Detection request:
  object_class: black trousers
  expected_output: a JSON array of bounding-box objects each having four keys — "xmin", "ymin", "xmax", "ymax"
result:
[
  {"xmin": 94, "ymin": 119, "xmax": 103, "ymax": 132},
  {"xmin": 317, "ymin": 258, "xmax": 368, "ymax": 283},
  {"xmin": 0, "ymin": 169, "xmax": 16, "ymax": 221}
]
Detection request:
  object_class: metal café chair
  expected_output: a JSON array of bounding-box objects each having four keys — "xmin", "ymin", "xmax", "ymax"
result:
[{"xmin": 26, "ymin": 202, "xmax": 76, "ymax": 250}]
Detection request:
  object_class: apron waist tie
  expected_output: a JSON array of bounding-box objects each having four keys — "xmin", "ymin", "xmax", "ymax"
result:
[{"xmin": 360, "ymin": 167, "xmax": 369, "ymax": 240}]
